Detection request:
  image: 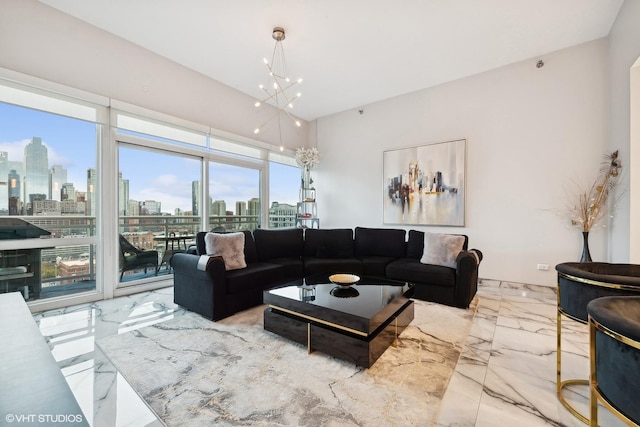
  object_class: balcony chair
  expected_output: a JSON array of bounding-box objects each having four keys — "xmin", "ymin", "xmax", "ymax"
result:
[
  {"xmin": 587, "ymin": 296, "xmax": 640, "ymax": 427},
  {"xmin": 119, "ymin": 234, "xmax": 159, "ymax": 280},
  {"xmin": 555, "ymin": 262, "xmax": 640, "ymax": 424}
]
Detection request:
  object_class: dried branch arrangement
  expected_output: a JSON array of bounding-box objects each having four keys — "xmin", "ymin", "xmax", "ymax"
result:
[{"xmin": 568, "ymin": 150, "xmax": 622, "ymax": 232}]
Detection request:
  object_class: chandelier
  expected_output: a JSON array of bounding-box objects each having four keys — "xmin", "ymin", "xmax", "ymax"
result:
[{"xmin": 253, "ymin": 27, "xmax": 302, "ymax": 151}]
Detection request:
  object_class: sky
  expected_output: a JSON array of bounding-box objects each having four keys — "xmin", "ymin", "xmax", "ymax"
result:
[{"xmin": 0, "ymin": 102, "xmax": 300, "ymax": 214}]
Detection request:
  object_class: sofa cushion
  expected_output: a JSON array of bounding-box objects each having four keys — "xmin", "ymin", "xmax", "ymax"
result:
[
  {"xmin": 303, "ymin": 229, "xmax": 354, "ymax": 258},
  {"xmin": 224, "ymin": 262, "xmax": 285, "ymax": 294},
  {"xmin": 420, "ymin": 233, "xmax": 465, "ymax": 268},
  {"xmin": 242, "ymin": 230, "xmax": 259, "ymax": 263},
  {"xmin": 303, "ymin": 257, "xmax": 364, "ymax": 276},
  {"xmin": 354, "ymin": 227, "xmax": 406, "ymax": 258},
  {"xmin": 266, "ymin": 257, "xmax": 304, "ymax": 279},
  {"xmin": 204, "ymin": 232, "xmax": 247, "ymax": 271},
  {"xmin": 386, "ymin": 258, "xmax": 456, "ymax": 287},
  {"xmin": 359, "ymin": 256, "xmax": 397, "ymax": 277},
  {"xmin": 253, "ymin": 228, "xmax": 304, "ymax": 261},
  {"xmin": 406, "ymin": 230, "xmax": 425, "ymax": 259}
]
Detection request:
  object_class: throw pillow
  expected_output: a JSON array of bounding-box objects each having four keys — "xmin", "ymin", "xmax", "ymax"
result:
[
  {"xmin": 204, "ymin": 232, "xmax": 247, "ymax": 271},
  {"xmin": 420, "ymin": 233, "xmax": 465, "ymax": 268}
]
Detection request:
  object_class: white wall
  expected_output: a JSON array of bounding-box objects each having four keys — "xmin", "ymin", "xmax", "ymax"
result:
[
  {"xmin": 0, "ymin": 0, "xmax": 309, "ymax": 150},
  {"xmin": 316, "ymin": 39, "xmax": 610, "ymax": 287},
  {"xmin": 631, "ymin": 61, "xmax": 640, "ymax": 262},
  {"xmin": 608, "ymin": 0, "xmax": 640, "ymax": 263}
]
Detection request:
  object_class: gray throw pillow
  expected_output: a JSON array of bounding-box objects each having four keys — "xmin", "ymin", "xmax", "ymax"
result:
[
  {"xmin": 420, "ymin": 233, "xmax": 465, "ymax": 268},
  {"xmin": 204, "ymin": 232, "xmax": 247, "ymax": 271}
]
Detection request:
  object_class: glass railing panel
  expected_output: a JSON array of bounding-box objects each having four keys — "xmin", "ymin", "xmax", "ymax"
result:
[{"xmin": 1, "ymin": 243, "xmax": 97, "ymax": 302}]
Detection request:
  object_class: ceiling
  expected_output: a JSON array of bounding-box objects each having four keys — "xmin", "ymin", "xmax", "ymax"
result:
[{"xmin": 39, "ymin": 0, "xmax": 624, "ymax": 121}]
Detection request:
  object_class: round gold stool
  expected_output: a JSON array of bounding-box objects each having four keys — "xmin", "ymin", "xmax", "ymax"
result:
[{"xmin": 556, "ymin": 262, "xmax": 640, "ymax": 424}]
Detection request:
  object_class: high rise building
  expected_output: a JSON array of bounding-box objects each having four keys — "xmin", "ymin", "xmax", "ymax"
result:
[
  {"xmin": 49, "ymin": 164, "xmax": 67, "ymax": 201},
  {"xmin": 61, "ymin": 183, "xmax": 75, "ymax": 201},
  {"xmin": 86, "ymin": 168, "xmax": 96, "ymax": 216},
  {"xmin": 211, "ymin": 200, "xmax": 226, "ymax": 216},
  {"xmin": 248, "ymin": 198, "xmax": 260, "ymax": 217},
  {"xmin": 119, "ymin": 173, "xmax": 129, "ymax": 215},
  {"xmin": 0, "ymin": 156, "xmax": 22, "ymax": 214},
  {"xmin": 0, "ymin": 151, "xmax": 8, "ymax": 213},
  {"xmin": 268, "ymin": 202, "xmax": 296, "ymax": 228},
  {"xmin": 27, "ymin": 193, "xmax": 46, "ymax": 215},
  {"xmin": 248, "ymin": 197, "xmax": 260, "ymax": 229},
  {"xmin": 236, "ymin": 201, "xmax": 247, "ymax": 216},
  {"xmin": 236, "ymin": 201, "xmax": 247, "ymax": 225},
  {"xmin": 128, "ymin": 200, "xmax": 140, "ymax": 216},
  {"xmin": 8, "ymin": 169, "xmax": 21, "ymax": 215},
  {"xmin": 191, "ymin": 180, "xmax": 200, "ymax": 216},
  {"xmin": 23, "ymin": 137, "xmax": 49, "ymax": 204},
  {"xmin": 60, "ymin": 200, "xmax": 85, "ymax": 214},
  {"xmin": 33, "ymin": 199, "xmax": 60, "ymax": 215},
  {"xmin": 141, "ymin": 200, "xmax": 161, "ymax": 215}
]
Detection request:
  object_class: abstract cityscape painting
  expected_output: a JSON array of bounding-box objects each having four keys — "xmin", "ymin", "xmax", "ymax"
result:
[{"xmin": 383, "ymin": 139, "xmax": 466, "ymax": 226}]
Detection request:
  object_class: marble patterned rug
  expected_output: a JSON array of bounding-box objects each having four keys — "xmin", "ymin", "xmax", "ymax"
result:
[{"xmin": 97, "ymin": 298, "xmax": 477, "ymax": 427}]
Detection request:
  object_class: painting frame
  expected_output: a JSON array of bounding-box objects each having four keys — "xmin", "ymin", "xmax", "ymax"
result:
[{"xmin": 383, "ymin": 139, "xmax": 466, "ymax": 226}]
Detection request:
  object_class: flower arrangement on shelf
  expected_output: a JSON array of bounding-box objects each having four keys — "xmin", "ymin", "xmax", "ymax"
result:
[
  {"xmin": 566, "ymin": 150, "xmax": 622, "ymax": 262},
  {"xmin": 295, "ymin": 147, "xmax": 320, "ymax": 169},
  {"xmin": 296, "ymin": 147, "xmax": 320, "ymax": 190},
  {"xmin": 567, "ymin": 150, "xmax": 622, "ymax": 232}
]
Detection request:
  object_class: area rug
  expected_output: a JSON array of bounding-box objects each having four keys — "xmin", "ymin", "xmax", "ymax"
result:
[{"xmin": 97, "ymin": 298, "xmax": 477, "ymax": 427}]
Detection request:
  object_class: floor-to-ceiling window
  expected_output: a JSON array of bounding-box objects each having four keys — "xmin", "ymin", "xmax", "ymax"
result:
[
  {"xmin": 113, "ymin": 111, "xmax": 208, "ymax": 287},
  {"xmin": 0, "ymin": 85, "xmax": 102, "ymax": 304},
  {"xmin": 117, "ymin": 143, "xmax": 201, "ymax": 284}
]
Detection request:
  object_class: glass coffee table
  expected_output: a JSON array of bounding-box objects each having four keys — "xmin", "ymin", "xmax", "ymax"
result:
[{"xmin": 263, "ymin": 273, "xmax": 414, "ymax": 368}]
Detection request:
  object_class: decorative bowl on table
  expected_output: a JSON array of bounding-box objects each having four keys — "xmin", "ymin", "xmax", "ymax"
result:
[{"xmin": 329, "ymin": 274, "xmax": 360, "ymax": 288}]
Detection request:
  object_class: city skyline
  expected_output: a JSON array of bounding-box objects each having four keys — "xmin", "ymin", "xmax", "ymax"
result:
[{"xmin": 0, "ymin": 102, "xmax": 300, "ymax": 215}]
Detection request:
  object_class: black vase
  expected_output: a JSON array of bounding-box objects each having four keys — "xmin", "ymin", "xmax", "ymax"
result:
[{"xmin": 580, "ymin": 231, "xmax": 592, "ymax": 263}]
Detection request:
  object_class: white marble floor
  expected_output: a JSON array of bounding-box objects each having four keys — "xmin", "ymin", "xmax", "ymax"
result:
[{"xmin": 32, "ymin": 280, "xmax": 626, "ymax": 427}]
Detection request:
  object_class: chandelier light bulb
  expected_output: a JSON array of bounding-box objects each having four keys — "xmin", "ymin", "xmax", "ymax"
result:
[
  {"xmin": 254, "ymin": 128, "xmax": 260, "ymax": 134},
  {"xmin": 259, "ymin": 84, "xmax": 264, "ymax": 89},
  {"xmin": 288, "ymin": 103, "xmax": 293, "ymax": 108},
  {"xmin": 296, "ymin": 92, "xmax": 302, "ymax": 97},
  {"xmin": 263, "ymin": 58, "xmax": 268, "ymax": 64},
  {"xmin": 273, "ymin": 82, "xmax": 278, "ymax": 89},
  {"xmin": 295, "ymin": 121, "xmax": 301, "ymax": 127},
  {"xmin": 279, "ymin": 145, "xmax": 284, "ymax": 152},
  {"xmin": 254, "ymin": 101, "xmax": 261, "ymax": 107},
  {"xmin": 297, "ymin": 78, "xmax": 303, "ymax": 83},
  {"xmin": 285, "ymin": 77, "xmax": 290, "ymax": 83}
]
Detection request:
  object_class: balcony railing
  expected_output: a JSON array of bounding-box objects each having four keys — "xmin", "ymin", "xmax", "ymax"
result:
[{"xmin": 1, "ymin": 213, "xmax": 297, "ymax": 301}]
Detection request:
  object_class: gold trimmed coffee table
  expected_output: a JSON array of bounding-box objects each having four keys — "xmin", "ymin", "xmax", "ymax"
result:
[{"xmin": 263, "ymin": 273, "xmax": 414, "ymax": 368}]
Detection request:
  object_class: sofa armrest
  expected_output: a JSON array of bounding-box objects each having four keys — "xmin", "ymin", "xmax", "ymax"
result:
[
  {"xmin": 454, "ymin": 249, "xmax": 482, "ymax": 308},
  {"xmin": 456, "ymin": 249, "xmax": 481, "ymax": 271},
  {"xmin": 170, "ymin": 253, "xmax": 229, "ymax": 320}
]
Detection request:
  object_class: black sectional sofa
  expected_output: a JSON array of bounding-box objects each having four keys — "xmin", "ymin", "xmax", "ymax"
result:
[{"xmin": 171, "ymin": 227, "xmax": 482, "ymax": 321}]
